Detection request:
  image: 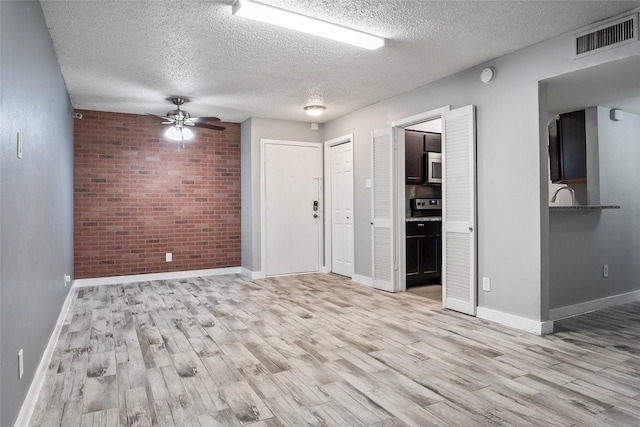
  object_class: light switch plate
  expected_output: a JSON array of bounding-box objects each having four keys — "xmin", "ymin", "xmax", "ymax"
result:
[{"xmin": 482, "ymin": 277, "xmax": 491, "ymax": 292}]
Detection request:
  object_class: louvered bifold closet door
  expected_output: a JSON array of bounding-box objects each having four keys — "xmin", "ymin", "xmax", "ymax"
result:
[
  {"xmin": 442, "ymin": 105, "xmax": 477, "ymax": 315},
  {"xmin": 371, "ymin": 128, "xmax": 396, "ymax": 292}
]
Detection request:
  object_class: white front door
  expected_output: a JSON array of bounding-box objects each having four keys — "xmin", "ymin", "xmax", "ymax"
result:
[
  {"xmin": 442, "ymin": 105, "xmax": 477, "ymax": 315},
  {"xmin": 328, "ymin": 140, "xmax": 354, "ymax": 277},
  {"xmin": 262, "ymin": 140, "xmax": 322, "ymax": 276}
]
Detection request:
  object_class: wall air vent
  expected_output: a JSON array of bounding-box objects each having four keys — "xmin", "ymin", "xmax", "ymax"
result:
[{"xmin": 574, "ymin": 13, "xmax": 638, "ymax": 58}]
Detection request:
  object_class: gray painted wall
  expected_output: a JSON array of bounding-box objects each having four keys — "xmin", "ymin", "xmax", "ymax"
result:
[
  {"xmin": 0, "ymin": 1, "xmax": 74, "ymax": 425},
  {"xmin": 322, "ymin": 9, "xmax": 640, "ymax": 322},
  {"xmin": 550, "ymin": 108, "xmax": 640, "ymax": 309},
  {"xmin": 241, "ymin": 118, "xmax": 323, "ymax": 273}
]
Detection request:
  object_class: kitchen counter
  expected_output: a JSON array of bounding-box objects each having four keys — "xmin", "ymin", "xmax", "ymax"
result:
[
  {"xmin": 549, "ymin": 205, "xmax": 620, "ymax": 211},
  {"xmin": 406, "ymin": 216, "xmax": 442, "ymax": 222}
]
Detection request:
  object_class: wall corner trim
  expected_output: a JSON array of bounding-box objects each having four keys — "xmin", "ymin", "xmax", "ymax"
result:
[
  {"xmin": 549, "ymin": 289, "xmax": 640, "ymax": 321},
  {"xmin": 14, "ymin": 288, "xmax": 76, "ymax": 427},
  {"xmin": 477, "ymin": 306, "xmax": 554, "ymax": 335},
  {"xmin": 351, "ymin": 274, "xmax": 373, "ymax": 287},
  {"xmin": 240, "ymin": 268, "xmax": 265, "ymax": 279},
  {"xmin": 73, "ymin": 267, "xmax": 242, "ymax": 288}
]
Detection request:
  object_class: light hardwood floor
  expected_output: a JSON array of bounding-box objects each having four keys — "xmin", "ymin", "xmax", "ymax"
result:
[
  {"xmin": 406, "ymin": 285, "xmax": 442, "ymax": 302},
  {"xmin": 29, "ymin": 273, "xmax": 640, "ymax": 426}
]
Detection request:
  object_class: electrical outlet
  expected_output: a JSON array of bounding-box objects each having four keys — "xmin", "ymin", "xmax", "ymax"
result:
[
  {"xmin": 18, "ymin": 349, "xmax": 24, "ymax": 380},
  {"xmin": 603, "ymin": 264, "xmax": 609, "ymax": 278},
  {"xmin": 482, "ymin": 277, "xmax": 491, "ymax": 292},
  {"xmin": 17, "ymin": 132, "xmax": 23, "ymax": 159},
  {"xmin": 166, "ymin": 253, "xmax": 172, "ymax": 262},
  {"xmin": 64, "ymin": 274, "xmax": 71, "ymax": 287}
]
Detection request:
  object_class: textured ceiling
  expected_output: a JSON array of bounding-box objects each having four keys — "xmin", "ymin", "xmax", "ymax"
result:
[{"xmin": 40, "ymin": 0, "xmax": 640, "ymax": 123}]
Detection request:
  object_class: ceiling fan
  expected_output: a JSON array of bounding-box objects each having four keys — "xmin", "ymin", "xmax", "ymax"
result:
[{"xmin": 147, "ymin": 97, "xmax": 225, "ymax": 146}]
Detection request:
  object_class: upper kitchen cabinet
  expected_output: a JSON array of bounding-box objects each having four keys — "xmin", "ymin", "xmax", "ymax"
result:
[
  {"xmin": 406, "ymin": 130, "xmax": 425, "ymax": 184},
  {"xmin": 549, "ymin": 107, "xmax": 603, "ymax": 206},
  {"xmin": 425, "ymin": 132, "xmax": 441, "ymax": 153},
  {"xmin": 405, "ymin": 130, "xmax": 442, "ymax": 184},
  {"xmin": 549, "ymin": 110, "xmax": 587, "ymax": 183}
]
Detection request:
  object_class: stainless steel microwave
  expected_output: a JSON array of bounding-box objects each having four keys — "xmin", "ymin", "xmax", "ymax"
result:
[{"xmin": 426, "ymin": 152, "xmax": 442, "ymax": 184}]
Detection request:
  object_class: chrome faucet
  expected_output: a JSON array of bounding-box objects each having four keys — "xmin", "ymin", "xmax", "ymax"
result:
[{"xmin": 550, "ymin": 185, "xmax": 576, "ymax": 206}]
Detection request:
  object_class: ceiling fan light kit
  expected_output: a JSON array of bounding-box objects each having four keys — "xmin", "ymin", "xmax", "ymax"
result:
[
  {"xmin": 304, "ymin": 105, "xmax": 326, "ymax": 116},
  {"xmin": 232, "ymin": 0, "xmax": 385, "ymax": 51},
  {"xmin": 165, "ymin": 126, "xmax": 194, "ymax": 142}
]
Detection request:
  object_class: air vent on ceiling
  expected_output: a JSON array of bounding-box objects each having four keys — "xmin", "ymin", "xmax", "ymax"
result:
[{"xmin": 574, "ymin": 13, "xmax": 638, "ymax": 58}]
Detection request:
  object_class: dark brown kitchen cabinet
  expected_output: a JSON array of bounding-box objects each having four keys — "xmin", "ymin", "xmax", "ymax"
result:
[
  {"xmin": 406, "ymin": 130, "xmax": 442, "ymax": 184},
  {"xmin": 549, "ymin": 109, "xmax": 587, "ymax": 183},
  {"xmin": 405, "ymin": 131, "xmax": 424, "ymax": 184},
  {"xmin": 425, "ymin": 132, "xmax": 441, "ymax": 152},
  {"xmin": 406, "ymin": 221, "xmax": 441, "ymax": 287}
]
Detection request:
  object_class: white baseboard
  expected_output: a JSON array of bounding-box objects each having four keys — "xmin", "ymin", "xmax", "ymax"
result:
[
  {"xmin": 14, "ymin": 287, "xmax": 76, "ymax": 427},
  {"xmin": 549, "ymin": 289, "xmax": 640, "ymax": 321},
  {"xmin": 240, "ymin": 268, "xmax": 265, "ymax": 279},
  {"xmin": 477, "ymin": 306, "xmax": 554, "ymax": 335},
  {"xmin": 73, "ymin": 267, "xmax": 242, "ymax": 288},
  {"xmin": 351, "ymin": 274, "xmax": 373, "ymax": 287}
]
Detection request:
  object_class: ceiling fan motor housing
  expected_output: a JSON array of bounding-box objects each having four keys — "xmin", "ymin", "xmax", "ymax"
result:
[{"xmin": 167, "ymin": 109, "xmax": 190, "ymax": 121}]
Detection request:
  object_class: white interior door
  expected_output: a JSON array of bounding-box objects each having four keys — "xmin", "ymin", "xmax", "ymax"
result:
[
  {"xmin": 442, "ymin": 105, "xmax": 477, "ymax": 315},
  {"xmin": 371, "ymin": 128, "xmax": 396, "ymax": 292},
  {"xmin": 263, "ymin": 140, "xmax": 322, "ymax": 276},
  {"xmin": 329, "ymin": 140, "xmax": 354, "ymax": 277}
]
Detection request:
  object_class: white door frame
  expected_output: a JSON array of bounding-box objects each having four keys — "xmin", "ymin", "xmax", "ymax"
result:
[
  {"xmin": 260, "ymin": 139, "xmax": 323, "ymax": 276},
  {"xmin": 391, "ymin": 106, "xmax": 451, "ymax": 292},
  {"xmin": 323, "ymin": 134, "xmax": 354, "ymax": 277}
]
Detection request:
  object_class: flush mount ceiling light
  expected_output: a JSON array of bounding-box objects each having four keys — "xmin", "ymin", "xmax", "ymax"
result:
[
  {"xmin": 304, "ymin": 105, "xmax": 326, "ymax": 116},
  {"xmin": 232, "ymin": 0, "xmax": 385, "ymax": 51}
]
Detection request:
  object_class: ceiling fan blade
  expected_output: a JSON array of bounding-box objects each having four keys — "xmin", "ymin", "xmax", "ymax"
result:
[
  {"xmin": 193, "ymin": 122, "xmax": 226, "ymax": 131},
  {"xmin": 122, "ymin": 120, "xmax": 162, "ymax": 125},
  {"xmin": 189, "ymin": 116, "xmax": 221, "ymax": 123},
  {"xmin": 145, "ymin": 113, "xmax": 172, "ymax": 121}
]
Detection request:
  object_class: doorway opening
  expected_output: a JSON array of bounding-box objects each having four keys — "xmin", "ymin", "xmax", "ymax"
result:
[
  {"xmin": 404, "ymin": 118, "xmax": 443, "ymax": 302},
  {"xmin": 371, "ymin": 104, "xmax": 476, "ymax": 315},
  {"xmin": 388, "ymin": 105, "xmax": 478, "ymax": 315},
  {"xmin": 392, "ymin": 107, "xmax": 449, "ymax": 299}
]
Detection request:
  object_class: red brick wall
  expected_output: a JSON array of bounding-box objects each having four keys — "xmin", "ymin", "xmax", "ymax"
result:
[{"xmin": 74, "ymin": 110, "xmax": 241, "ymax": 279}]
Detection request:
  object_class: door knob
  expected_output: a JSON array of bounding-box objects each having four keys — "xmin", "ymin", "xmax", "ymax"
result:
[
  {"xmin": 313, "ymin": 214, "xmax": 319, "ymax": 218},
  {"xmin": 469, "ymin": 227, "xmax": 473, "ymax": 232}
]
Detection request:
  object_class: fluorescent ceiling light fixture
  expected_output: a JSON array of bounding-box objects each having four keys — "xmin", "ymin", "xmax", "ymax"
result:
[
  {"xmin": 304, "ymin": 105, "xmax": 326, "ymax": 116},
  {"xmin": 165, "ymin": 126, "xmax": 194, "ymax": 141},
  {"xmin": 232, "ymin": 0, "xmax": 385, "ymax": 51}
]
